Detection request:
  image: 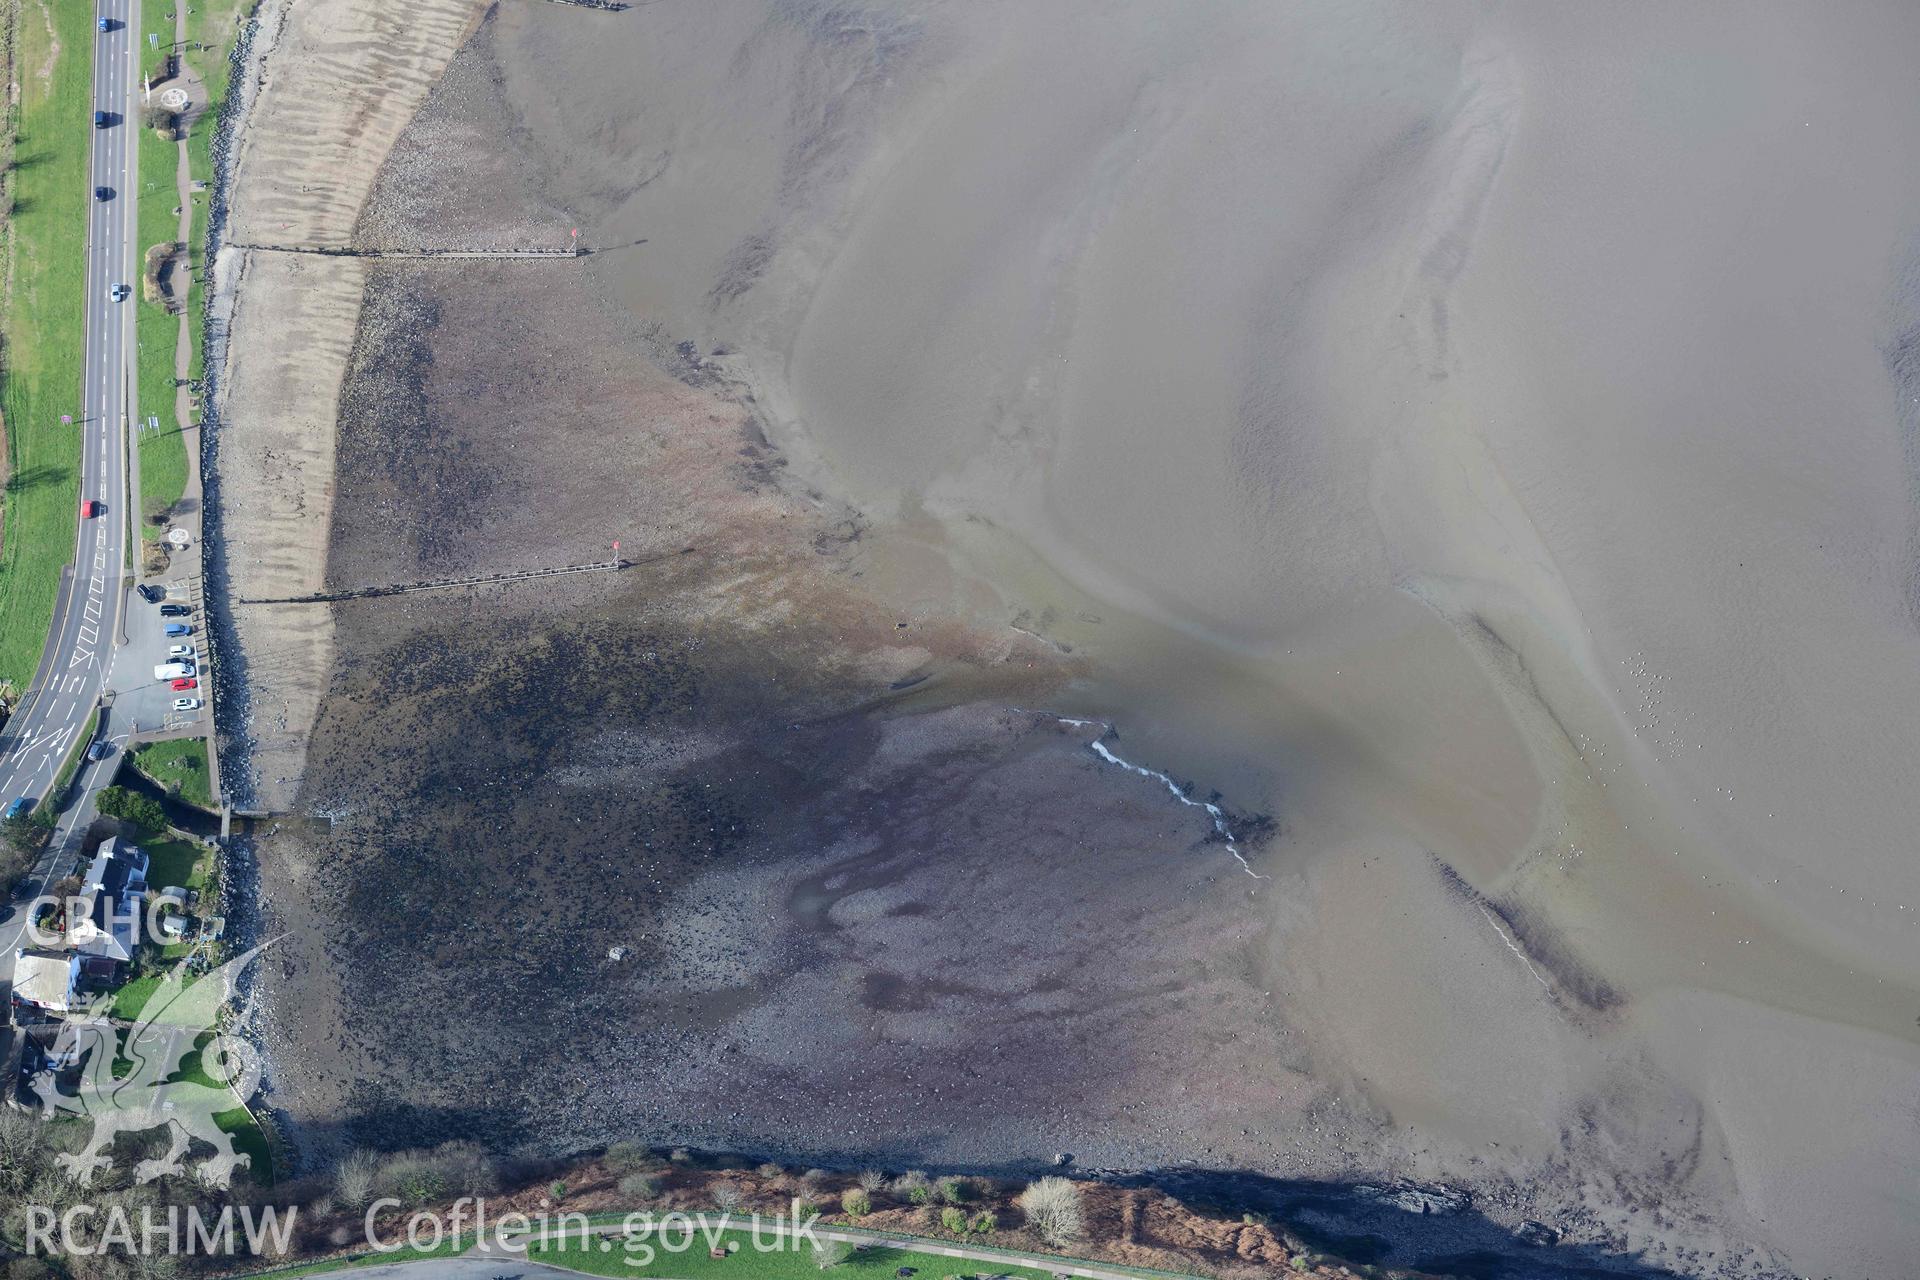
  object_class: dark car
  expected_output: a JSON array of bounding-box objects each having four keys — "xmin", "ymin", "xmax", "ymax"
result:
[
  {"xmin": 159, "ymin": 603, "xmax": 191, "ymax": 618},
  {"xmin": 86, "ymin": 739, "xmax": 114, "ymax": 763},
  {"xmin": 97, "ymin": 17, "xmax": 113, "ymax": 32},
  {"xmin": 94, "ymin": 186, "xmax": 112, "ymax": 201},
  {"xmin": 93, "ymin": 110, "xmax": 109, "ymax": 129},
  {"xmin": 137, "ymin": 584, "xmax": 164, "ymax": 603}
]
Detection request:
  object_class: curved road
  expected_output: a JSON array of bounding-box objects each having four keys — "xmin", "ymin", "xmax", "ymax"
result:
[{"xmin": 0, "ymin": 0, "xmax": 138, "ymax": 923}]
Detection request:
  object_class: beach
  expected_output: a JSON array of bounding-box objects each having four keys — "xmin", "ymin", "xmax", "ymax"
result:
[{"xmin": 207, "ymin": 3, "xmax": 1920, "ymax": 1276}]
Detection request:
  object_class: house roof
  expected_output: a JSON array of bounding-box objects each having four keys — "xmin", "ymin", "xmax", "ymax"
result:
[{"xmin": 13, "ymin": 951, "xmax": 78, "ymax": 1011}]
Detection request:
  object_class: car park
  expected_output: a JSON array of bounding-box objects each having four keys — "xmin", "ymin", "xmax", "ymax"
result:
[
  {"xmin": 172, "ymin": 698, "xmax": 201, "ymax": 712},
  {"xmin": 171, "ymin": 678, "xmax": 198, "ymax": 691},
  {"xmin": 164, "ymin": 623, "xmax": 191, "ymax": 637}
]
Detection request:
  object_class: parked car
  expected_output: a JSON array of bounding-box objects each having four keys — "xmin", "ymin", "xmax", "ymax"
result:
[
  {"xmin": 138, "ymin": 584, "xmax": 165, "ymax": 603},
  {"xmin": 94, "ymin": 186, "xmax": 112, "ymax": 201},
  {"xmin": 170, "ymin": 678, "xmax": 197, "ymax": 691},
  {"xmin": 167, "ymin": 643, "xmax": 193, "ymax": 659},
  {"xmin": 163, "ymin": 623, "xmax": 192, "ymax": 637},
  {"xmin": 3, "ymin": 798, "xmax": 31, "ymax": 822},
  {"xmin": 80, "ymin": 499, "xmax": 102, "ymax": 518},
  {"xmin": 154, "ymin": 662, "xmax": 194, "ymax": 681},
  {"xmin": 86, "ymin": 739, "xmax": 114, "ymax": 763},
  {"xmin": 108, "ymin": 283, "xmax": 130, "ymax": 303},
  {"xmin": 171, "ymin": 698, "xmax": 201, "ymax": 712},
  {"xmin": 159, "ymin": 603, "xmax": 190, "ymax": 617}
]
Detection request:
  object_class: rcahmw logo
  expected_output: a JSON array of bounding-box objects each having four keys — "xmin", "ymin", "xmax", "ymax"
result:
[{"xmin": 25, "ymin": 1204, "xmax": 297, "ymax": 1257}]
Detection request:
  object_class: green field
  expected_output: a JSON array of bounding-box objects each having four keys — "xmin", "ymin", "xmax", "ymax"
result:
[
  {"xmin": 532, "ymin": 1228, "xmax": 1062, "ymax": 1280},
  {"xmin": 131, "ymin": 734, "xmax": 215, "ymax": 808},
  {"xmin": 0, "ymin": 0, "xmax": 95, "ymax": 690}
]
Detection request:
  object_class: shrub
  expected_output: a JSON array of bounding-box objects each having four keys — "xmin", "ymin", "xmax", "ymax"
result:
[
  {"xmin": 333, "ymin": 1149, "xmax": 379, "ymax": 1210},
  {"xmin": 801, "ymin": 1168, "xmax": 829, "ymax": 1187},
  {"xmin": 857, "ymin": 1169, "xmax": 886, "ymax": 1192},
  {"xmin": 940, "ymin": 1207, "xmax": 967, "ymax": 1234},
  {"xmin": 378, "ymin": 1152, "xmax": 447, "ymax": 1207},
  {"xmin": 1289, "ymin": 1258, "xmax": 1309, "ymax": 1273},
  {"xmin": 792, "ymin": 1197, "xmax": 819, "ymax": 1221},
  {"xmin": 938, "ymin": 1177, "xmax": 972, "ymax": 1204},
  {"xmin": 549, "ymin": 1181, "xmax": 568, "ymax": 1201},
  {"xmin": 669, "ymin": 1147, "xmax": 692, "ymax": 1165},
  {"xmin": 606, "ymin": 1141, "xmax": 653, "ymax": 1172},
  {"xmin": 618, "ymin": 1173, "xmax": 660, "ymax": 1201},
  {"xmin": 970, "ymin": 1210, "xmax": 997, "ymax": 1234},
  {"xmin": 432, "ymin": 1140, "xmax": 498, "ymax": 1196},
  {"xmin": 713, "ymin": 1184, "xmax": 743, "ymax": 1212},
  {"xmin": 1017, "ymin": 1177, "xmax": 1083, "ymax": 1247},
  {"xmin": 892, "ymin": 1170, "xmax": 930, "ymax": 1195},
  {"xmin": 95, "ymin": 787, "xmax": 167, "ymax": 835},
  {"xmin": 908, "ymin": 1185, "xmax": 933, "ymax": 1205},
  {"xmin": 841, "ymin": 1188, "xmax": 871, "ymax": 1218},
  {"xmin": 758, "ymin": 1162, "xmax": 786, "ymax": 1180}
]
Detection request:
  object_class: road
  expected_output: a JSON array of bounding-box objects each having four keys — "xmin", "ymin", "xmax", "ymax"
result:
[{"xmin": 0, "ymin": 0, "xmax": 138, "ymax": 924}]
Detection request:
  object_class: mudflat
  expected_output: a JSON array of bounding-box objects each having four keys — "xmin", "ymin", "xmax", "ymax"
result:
[{"xmin": 210, "ymin": 4, "xmax": 1920, "ymax": 1277}]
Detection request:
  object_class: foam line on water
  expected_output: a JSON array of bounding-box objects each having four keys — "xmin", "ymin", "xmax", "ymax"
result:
[{"xmin": 1053, "ymin": 719, "xmax": 1266, "ymax": 880}]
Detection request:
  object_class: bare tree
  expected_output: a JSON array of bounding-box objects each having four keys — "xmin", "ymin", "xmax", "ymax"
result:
[
  {"xmin": 811, "ymin": 1240, "xmax": 854, "ymax": 1270},
  {"xmin": 1017, "ymin": 1177, "xmax": 1083, "ymax": 1247}
]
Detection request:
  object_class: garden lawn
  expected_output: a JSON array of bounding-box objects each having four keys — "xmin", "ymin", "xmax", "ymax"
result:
[
  {"xmin": 131, "ymin": 734, "xmax": 215, "ymax": 808},
  {"xmin": 0, "ymin": 0, "xmax": 95, "ymax": 689}
]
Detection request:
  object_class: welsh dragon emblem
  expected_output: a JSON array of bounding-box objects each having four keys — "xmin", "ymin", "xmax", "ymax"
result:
[{"xmin": 29, "ymin": 943, "xmax": 270, "ymax": 1188}]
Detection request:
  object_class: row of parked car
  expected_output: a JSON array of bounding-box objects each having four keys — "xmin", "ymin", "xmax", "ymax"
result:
[{"xmin": 141, "ymin": 586, "xmax": 203, "ymax": 712}]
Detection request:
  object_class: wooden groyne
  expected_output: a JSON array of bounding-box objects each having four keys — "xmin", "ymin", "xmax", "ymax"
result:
[
  {"xmin": 229, "ymin": 244, "xmax": 586, "ymax": 260},
  {"xmin": 237, "ymin": 550, "xmax": 691, "ymax": 606}
]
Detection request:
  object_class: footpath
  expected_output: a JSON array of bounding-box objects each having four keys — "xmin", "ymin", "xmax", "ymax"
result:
[{"xmin": 468, "ymin": 1215, "xmax": 1199, "ymax": 1280}]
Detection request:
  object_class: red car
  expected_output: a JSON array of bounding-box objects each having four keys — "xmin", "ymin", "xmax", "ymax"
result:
[
  {"xmin": 170, "ymin": 677, "xmax": 197, "ymax": 691},
  {"xmin": 80, "ymin": 499, "xmax": 102, "ymax": 518}
]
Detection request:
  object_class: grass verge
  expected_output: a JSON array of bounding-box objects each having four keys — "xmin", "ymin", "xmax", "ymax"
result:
[
  {"xmin": 232, "ymin": 1235, "xmax": 473, "ymax": 1280},
  {"xmin": 0, "ymin": 0, "xmax": 94, "ymax": 690},
  {"xmin": 531, "ymin": 1227, "xmax": 1064, "ymax": 1280}
]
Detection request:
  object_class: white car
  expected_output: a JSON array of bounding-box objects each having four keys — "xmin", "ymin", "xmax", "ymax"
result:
[
  {"xmin": 154, "ymin": 662, "xmax": 194, "ymax": 681},
  {"xmin": 167, "ymin": 644, "xmax": 193, "ymax": 659},
  {"xmin": 171, "ymin": 697, "xmax": 201, "ymax": 712}
]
